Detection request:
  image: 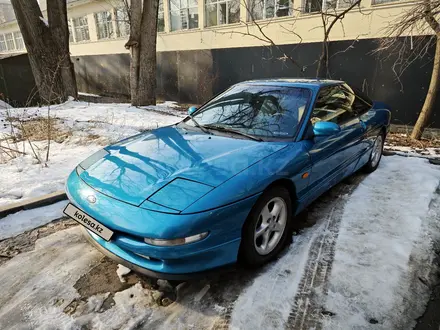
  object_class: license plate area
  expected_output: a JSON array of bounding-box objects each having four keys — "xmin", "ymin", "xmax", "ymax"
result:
[{"xmin": 63, "ymin": 203, "xmax": 113, "ymax": 241}]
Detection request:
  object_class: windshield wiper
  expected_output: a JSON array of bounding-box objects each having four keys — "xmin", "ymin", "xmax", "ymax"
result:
[
  {"xmin": 187, "ymin": 115, "xmax": 211, "ymax": 135},
  {"xmin": 204, "ymin": 124, "xmax": 263, "ymax": 142}
]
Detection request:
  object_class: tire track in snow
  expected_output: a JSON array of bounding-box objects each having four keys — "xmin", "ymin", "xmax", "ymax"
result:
[
  {"xmin": 286, "ymin": 176, "xmax": 363, "ymax": 330},
  {"xmin": 228, "ymin": 175, "xmax": 364, "ymax": 330}
]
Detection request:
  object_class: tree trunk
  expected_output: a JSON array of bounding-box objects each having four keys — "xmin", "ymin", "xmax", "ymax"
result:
[
  {"xmin": 127, "ymin": 0, "xmax": 142, "ymax": 104},
  {"xmin": 135, "ymin": 0, "xmax": 158, "ymax": 106},
  {"xmin": 10, "ymin": 0, "xmax": 77, "ymax": 104},
  {"xmin": 47, "ymin": 0, "xmax": 78, "ymax": 99},
  {"xmin": 411, "ymin": 36, "xmax": 440, "ymax": 140},
  {"xmin": 316, "ymin": 37, "xmax": 328, "ymax": 78}
]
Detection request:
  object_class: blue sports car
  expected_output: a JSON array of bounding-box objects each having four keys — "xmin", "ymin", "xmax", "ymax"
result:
[{"xmin": 64, "ymin": 79, "xmax": 391, "ymax": 279}]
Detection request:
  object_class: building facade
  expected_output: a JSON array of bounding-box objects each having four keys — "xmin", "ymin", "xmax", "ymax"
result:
[{"xmin": 0, "ymin": 0, "xmax": 438, "ymax": 127}]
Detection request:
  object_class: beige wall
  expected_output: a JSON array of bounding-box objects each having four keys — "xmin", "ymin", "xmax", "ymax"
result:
[{"xmin": 0, "ymin": 0, "xmax": 429, "ymax": 56}]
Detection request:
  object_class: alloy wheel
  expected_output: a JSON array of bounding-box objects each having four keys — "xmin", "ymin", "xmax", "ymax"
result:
[{"xmin": 254, "ymin": 197, "xmax": 288, "ymax": 255}]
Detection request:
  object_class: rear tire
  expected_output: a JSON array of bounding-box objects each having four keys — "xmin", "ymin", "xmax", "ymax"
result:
[
  {"xmin": 364, "ymin": 132, "xmax": 385, "ymax": 173},
  {"xmin": 239, "ymin": 186, "xmax": 293, "ymax": 267}
]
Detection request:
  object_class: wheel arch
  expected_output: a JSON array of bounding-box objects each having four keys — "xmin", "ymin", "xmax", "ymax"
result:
[{"xmin": 264, "ymin": 178, "xmax": 298, "ymax": 211}]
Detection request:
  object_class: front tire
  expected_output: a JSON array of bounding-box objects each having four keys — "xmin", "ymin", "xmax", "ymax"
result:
[
  {"xmin": 364, "ymin": 132, "xmax": 385, "ymax": 173},
  {"xmin": 239, "ymin": 186, "xmax": 293, "ymax": 267}
]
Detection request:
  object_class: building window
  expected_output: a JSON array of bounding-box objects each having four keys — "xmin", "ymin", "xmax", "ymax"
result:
[
  {"xmin": 303, "ymin": 0, "xmax": 356, "ymax": 12},
  {"xmin": 0, "ymin": 35, "xmax": 6, "ymax": 52},
  {"xmin": 72, "ymin": 16, "xmax": 90, "ymax": 42},
  {"xmin": 248, "ymin": 0, "xmax": 290, "ymax": 20},
  {"xmin": 205, "ymin": 0, "xmax": 240, "ymax": 27},
  {"xmin": 95, "ymin": 11, "xmax": 114, "ymax": 39},
  {"xmin": 115, "ymin": 7, "xmax": 130, "ymax": 37},
  {"xmin": 5, "ymin": 33, "xmax": 14, "ymax": 50},
  {"xmin": 68, "ymin": 20, "xmax": 74, "ymax": 42},
  {"xmin": 169, "ymin": 0, "xmax": 199, "ymax": 31},
  {"xmin": 371, "ymin": 0, "xmax": 398, "ymax": 4},
  {"xmin": 13, "ymin": 31, "xmax": 24, "ymax": 50},
  {"xmin": 158, "ymin": 0, "xmax": 165, "ymax": 32}
]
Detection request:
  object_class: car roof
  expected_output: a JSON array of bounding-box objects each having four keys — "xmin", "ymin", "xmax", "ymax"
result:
[{"xmin": 239, "ymin": 78, "xmax": 344, "ymax": 90}]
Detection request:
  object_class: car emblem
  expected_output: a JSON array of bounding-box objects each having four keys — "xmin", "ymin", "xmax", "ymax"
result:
[{"xmin": 87, "ymin": 195, "xmax": 96, "ymax": 204}]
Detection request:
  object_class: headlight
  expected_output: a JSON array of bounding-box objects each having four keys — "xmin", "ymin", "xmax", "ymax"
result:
[
  {"xmin": 79, "ymin": 149, "xmax": 109, "ymax": 170},
  {"xmin": 144, "ymin": 232, "xmax": 209, "ymax": 246}
]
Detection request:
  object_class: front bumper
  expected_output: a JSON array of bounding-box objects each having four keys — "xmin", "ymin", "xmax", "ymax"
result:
[
  {"xmin": 66, "ymin": 169, "xmax": 260, "ymax": 277},
  {"xmin": 81, "ymin": 226, "xmax": 238, "ymax": 280}
]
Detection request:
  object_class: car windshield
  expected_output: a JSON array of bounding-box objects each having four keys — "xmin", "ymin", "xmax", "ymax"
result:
[{"xmin": 185, "ymin": 84, "xmax": 311, "ymax": 139}]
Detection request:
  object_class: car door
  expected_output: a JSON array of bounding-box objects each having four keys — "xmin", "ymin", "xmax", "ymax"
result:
[{"xmin": 304, "ymin": 84, "xmax": 366, "ymax": 203}]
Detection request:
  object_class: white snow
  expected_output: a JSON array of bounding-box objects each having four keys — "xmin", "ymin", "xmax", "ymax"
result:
[
  {"xmin": 194, "ymin": 284, "xmax": 211, "ymax": 302},
  {"xmin": 0, "ymin": 100, "xmax": 184, "ymax": 206},
  {"xmin": 78, "ymin": 92, "xmax": 101, "ymax": 97},
  {"xmin": 323, "ymin": 156, "xmax": 440, "ymax": 329},
  {"xmin": 0, "ymin": 200, "xmax": 68, "ymax": 240},
  {"xmin": 39, "ymin": 16, "xmax": 49, "ymax": 27},
  {"xmin": 0, "ymin": 226, "xmax": 158, "ymax": 330},
  {"xmin": 230, "ymin": 156, "xmax": 440, "ymax": 330},
  {"xmin": 116, "ymin": 264, "xmax": 131, "ymax": 283},
  {"xmin": 0, "ymin": 227, "xmax": 102, "ymax": 329},
  {"xmin": 0, "ymin": 99, "xmax": 11, "ymax": 110},
  {"xmin": 230, "ymin": 228, "xmax": 317, "ymax": 329},
  {"xmin": 385, "ymin": 144, "xmax": 440, "ymax": 159}
]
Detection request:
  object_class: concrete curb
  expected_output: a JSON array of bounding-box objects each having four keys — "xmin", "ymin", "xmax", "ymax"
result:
[{"xmin": 0, "ymin": 191, "xmax": 67, "ymax": 219}]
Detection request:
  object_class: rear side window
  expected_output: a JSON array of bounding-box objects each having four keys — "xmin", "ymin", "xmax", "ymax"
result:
[
  {"xmin": 311, "ymin": 85, "xmax": 357, "ymax": 126},
  {"xmin": 343, "ymin": 83, "xmax": 372, "ymax": 115}
]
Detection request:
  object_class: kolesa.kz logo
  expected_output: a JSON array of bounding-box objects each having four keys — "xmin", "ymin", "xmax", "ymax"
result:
[{"xmin": 73, "ymin": 210, "xmax": 104, "ymax": 234}]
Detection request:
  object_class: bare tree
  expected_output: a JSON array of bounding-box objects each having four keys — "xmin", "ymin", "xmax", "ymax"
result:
[
  {"xmin": 316, "ymin": 0, "xmax": 362, "ymax": 78},
  {"xmin": 10, "ymin": 0, "xmax": 77, "ymax": 104},
  {"xmin": 375, "ymin": 0, "xmax": 440, "ymax": 140},
  {"xmin": 125, "ymin": 0, "xmax": 159, "ymax": 106},
  {"xmin": 221, "ymin": 0, "xmax": 363, "ymax": 78}
]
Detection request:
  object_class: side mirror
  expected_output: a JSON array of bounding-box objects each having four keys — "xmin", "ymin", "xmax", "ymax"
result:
[
  {"xmin": 188, "ymin": 106, "xmax": 197, "ymax": 116},
  {"xmin": 313, "ymin": 121, "xmax": 340, "ymax": 137}
]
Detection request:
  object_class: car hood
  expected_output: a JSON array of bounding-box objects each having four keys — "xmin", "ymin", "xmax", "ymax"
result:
[{"xmin": 78, "ymin": 126, "xmax": 288, "ymax": 207}]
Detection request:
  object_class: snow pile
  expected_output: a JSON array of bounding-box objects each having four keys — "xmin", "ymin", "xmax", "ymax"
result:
[
  {"xmin": 0, "ymin": 144, "xmax": 102, "ymax": 206},
  {"xmin": 323, "ymin": 156, "xmax": 440, "ymax": 329},
  {"xmin": 0, "ymin": 200, "xmax": 68, "ymax": 240},
  {"xmin": 385, "ymin": 144, "xmax": 440, "ymax": 159},
  {"xmin": 0, "ymin": 227, "xmax": 102, "ymax": 329},
  {"xmin": 0, "ymin": 99, "xmax": 11, "ymax": 110},
  {"xmin": 0, "ymin": 100, "xmax": 183, "ymax": 206},
  {"xmin": 0, "ymin": 100, "xmax": 13, "ymax": 139},
  {"xmin": 116, "ymin": 264, "xmax": 131, "ymax": 283}
]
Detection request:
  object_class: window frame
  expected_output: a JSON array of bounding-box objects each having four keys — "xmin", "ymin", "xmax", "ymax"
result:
[
  {"xmin": 13, "ymin": 31, "xmax": 24, "ymax": 50},
  {"xmin": 0, "ymin": 34, "xmax": 7, "ymax": 52},
  {"xmin": 95, "ymin": 11, "xmax": 114, "ymax": 40},
  {"xmin": 302, "ymin": 0, "xmax": 357, "ymax": 13},
  {"xmin": 115, "ymin": 7, "xmax": 130, "ymax": 37},
  {"xmin": 72, "ymin": 16, "xmax": 90, "ymax": 43},
  {"xmin": 5, "ymin": 32, "xmax": 14, "ymax": 51},
  {"xmin": 205, "ymin": 0, "xmax": 240, "ymax": 27},
  {"xmin": 169, "ymin": 0, "xmax": 199, "ymax": 31},
  {"xmin": 247, "ymin": 0, "xmax": 292, "ymax": 21},
  {"xmin": 158, "ymin": 0, "xmax": 165, "ymax": 32},
  {"xmin": 68, "ymin": 19, "xmax": 75, "ymax": 42}
]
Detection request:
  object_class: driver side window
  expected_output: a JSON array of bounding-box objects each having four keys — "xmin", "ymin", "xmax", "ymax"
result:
[{"xmin": 311, "ymin": 85, "xmax": 357, "ymax": 126}]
